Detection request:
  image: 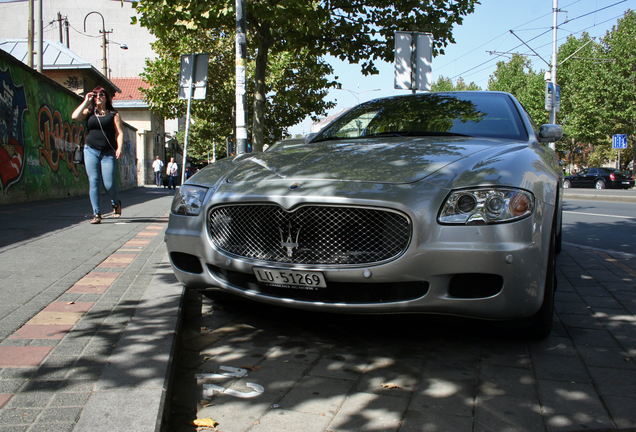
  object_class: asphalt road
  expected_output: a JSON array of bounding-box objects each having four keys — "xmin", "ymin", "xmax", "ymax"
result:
[{"xmin": 563, "ymin": 199, "xmax": 636, "ymax": 256}]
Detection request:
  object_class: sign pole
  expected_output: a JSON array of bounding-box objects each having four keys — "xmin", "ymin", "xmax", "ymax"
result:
[
  {"xmin": 181, "ymin": 55, "xmax": 196, "ymax": 187},
  {"xmin": 235, "ymin": 0, "xmax": 248, "ymax": 154},
  {"xmin": 178, "ymin": 53, "xmax": 209, "ymax": 184}
]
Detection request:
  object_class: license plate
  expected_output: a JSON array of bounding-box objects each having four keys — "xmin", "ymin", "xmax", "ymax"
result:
[
  {"xmin": 622, "ymin": 182, "xmax": 630, "ymax": 185},
  {"xmin": 253, "ymin": 267, "xmax": 327, "ymax": 289}
]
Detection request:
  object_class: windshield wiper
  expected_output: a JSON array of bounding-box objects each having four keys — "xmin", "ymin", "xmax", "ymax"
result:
[{"xmin": 310, "ymin": 136, "xmax": 346, "ymax": 143}]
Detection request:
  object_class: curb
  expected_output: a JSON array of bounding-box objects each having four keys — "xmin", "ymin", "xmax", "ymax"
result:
[
  {"xmin": 73, "ymin": 253, "xmax": 184, "ymax": 432},
  {"xmin": 564, "ymin": 191, "xmax": 636, "ymax": 203}
]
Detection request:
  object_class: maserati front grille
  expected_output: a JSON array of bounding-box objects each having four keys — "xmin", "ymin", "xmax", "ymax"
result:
[{"xmin": 208, "ymin": 204, "xmax": 411, "ymax": 265}]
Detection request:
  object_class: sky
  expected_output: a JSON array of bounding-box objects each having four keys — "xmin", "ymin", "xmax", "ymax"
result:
[{"xmin": 288, "ymin": 0, "xmax": 634, "ymax": 136}]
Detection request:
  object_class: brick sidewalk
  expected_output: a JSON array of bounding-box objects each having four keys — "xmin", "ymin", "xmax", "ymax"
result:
[{"xmin": 0, "ymin": 188, "xmax": 178, "ymax": 431}]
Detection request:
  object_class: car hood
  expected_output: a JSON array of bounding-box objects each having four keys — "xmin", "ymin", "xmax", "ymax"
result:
[{"xmin": 192, "ymin": 137, "xmax": 531, "ymax": 186}]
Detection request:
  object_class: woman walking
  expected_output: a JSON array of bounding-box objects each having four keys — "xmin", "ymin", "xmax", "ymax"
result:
[{"xmin": 72, "ymin": 87, "xmax": 123, "ymax": 224}]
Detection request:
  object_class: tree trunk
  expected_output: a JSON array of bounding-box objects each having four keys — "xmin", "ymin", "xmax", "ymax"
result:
[{"xmin": 252, "ymin": 35, "xmax": 272, "ymax": 153}]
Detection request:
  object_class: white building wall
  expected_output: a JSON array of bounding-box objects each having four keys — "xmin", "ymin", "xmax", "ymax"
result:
[{"xmin": 0, "ymin": 0, "xmax": 155, "ymax": 78}]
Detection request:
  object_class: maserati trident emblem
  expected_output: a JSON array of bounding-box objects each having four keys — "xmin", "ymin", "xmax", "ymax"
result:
[{"xmin": 279, "ymin": 223, "xmax": 300, "ymax": 258}]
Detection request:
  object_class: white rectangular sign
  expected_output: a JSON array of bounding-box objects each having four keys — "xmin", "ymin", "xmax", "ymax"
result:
[
  {"xmin": 394, "ymin": 32, "xmax": 432, "ymax": 91},
  {"xmin": 179, "ymin": 53, "xmax": 210, "ymax": 100}
]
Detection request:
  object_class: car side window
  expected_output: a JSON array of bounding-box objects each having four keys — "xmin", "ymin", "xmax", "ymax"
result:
[{"xmin": 589, "ymin": 168, "xmax": 598, "ymax": 175}]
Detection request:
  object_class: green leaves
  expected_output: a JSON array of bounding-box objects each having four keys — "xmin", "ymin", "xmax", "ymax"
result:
[
  {"xmin": 134, "ymin": 0, "xmax": 479, "ymax": 153},
  {"xmin": 431, "ymin": 76, "xmax": 481, "ymax": 91}
]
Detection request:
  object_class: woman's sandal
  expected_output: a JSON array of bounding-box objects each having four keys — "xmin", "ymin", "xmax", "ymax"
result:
[
  {"xmin": 113, "ymin": 201, "xmax": 122, "ymax": 218},
  {"xmin": 91, "ymin": 214, "xmax": 102, "ymax": 224}
]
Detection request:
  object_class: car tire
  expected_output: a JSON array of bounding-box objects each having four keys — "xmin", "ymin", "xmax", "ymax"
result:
[
  {"xmin": 511, "ymin": 212, "xmax": 557, "ymax": 340},
  {"xmin": 555, "ymin": 209, "xmax": 562, "ymax": 255},
  {"xmin": 563, "ymin": 179, "xmax": 571, "ymax": 188},
  {"xmin": 595, "ymin": 179, "xmax": 606, "ymax": 189}
]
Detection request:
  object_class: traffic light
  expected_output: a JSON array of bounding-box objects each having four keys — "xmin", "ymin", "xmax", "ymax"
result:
[{"xmin": 227, "ymin": 135, "xmax": 235, "ymax": 157}]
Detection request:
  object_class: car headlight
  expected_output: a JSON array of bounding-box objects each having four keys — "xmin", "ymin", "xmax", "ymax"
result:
[
  {"xmin": 438, "ymin": 188, "xmax": 534, "ymax": 225},
  {"xmin": 171, "ymin": 185, "xmax": 208, "ymax": 216}
]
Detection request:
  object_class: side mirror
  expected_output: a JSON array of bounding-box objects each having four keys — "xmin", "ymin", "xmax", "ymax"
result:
[{"xmin": 538, "ymin": 124, "xmax": 563, "ymax": 142}]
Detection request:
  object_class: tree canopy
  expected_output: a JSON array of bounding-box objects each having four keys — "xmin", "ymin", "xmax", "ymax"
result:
[
  {"xmin": 431, "ymin": 76, "xmax": 481, "ymax": 91},
  {"xmin": 138, "ymin": 27, "xmax": 337, "ymax": 162},
  {"xmin": 486, "ymin": 10, "xmax": 636, "ymax": 171},
  {"xmin": 133, "ymin": 0, "xmax": 478, "ymax": 154}
]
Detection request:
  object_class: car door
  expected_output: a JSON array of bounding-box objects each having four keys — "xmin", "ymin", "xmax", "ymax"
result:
[
  {"xmin": 586, "ymin": 168, "xmax": 601, "ymax": 187},
  {"xmin": 571, "ymin": 168, "xmax": 589, "ymax": 187}
]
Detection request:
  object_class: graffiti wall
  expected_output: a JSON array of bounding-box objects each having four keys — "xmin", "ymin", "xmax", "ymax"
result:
[{"xmin": 0, "ymin": 51, "xmax": 137, "ymax": 204}]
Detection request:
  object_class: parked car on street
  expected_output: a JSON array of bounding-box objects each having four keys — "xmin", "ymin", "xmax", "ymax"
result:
[
  {"xmin": 564, "ymin": 167, "xmax": 634, "ymax": 190},
  {"xmin": 166, "ymin": 91, "xmax": 564, "ymax": 339}
]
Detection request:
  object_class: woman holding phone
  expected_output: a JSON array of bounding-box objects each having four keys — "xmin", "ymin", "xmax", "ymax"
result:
[{"xmin": 72, "ymin": 87, "xmax": 124, "ymax": 224}]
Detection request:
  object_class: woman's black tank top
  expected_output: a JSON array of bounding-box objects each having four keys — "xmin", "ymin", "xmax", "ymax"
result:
[{"xmin": 86, "ymin": 111, "xmax": 117, "ymax": 152}]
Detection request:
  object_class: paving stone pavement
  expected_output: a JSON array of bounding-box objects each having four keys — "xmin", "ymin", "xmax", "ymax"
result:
[
  {"xmin": 166, "ymin": 245, "xmax": 636, "ymax": 432},
  {"xmin": 0, "ymin": 188, "xmax": 635, "ymax": 432}
]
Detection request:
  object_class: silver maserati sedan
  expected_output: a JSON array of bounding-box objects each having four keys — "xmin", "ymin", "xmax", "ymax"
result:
[{"xmin": 166, "ymin": 91, "xmax": 564, "ymax": 339}]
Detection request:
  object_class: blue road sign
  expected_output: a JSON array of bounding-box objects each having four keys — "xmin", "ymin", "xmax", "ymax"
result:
[{"xmin": 612, "ymin": 134, "xmax": 628, "ymax": 149}]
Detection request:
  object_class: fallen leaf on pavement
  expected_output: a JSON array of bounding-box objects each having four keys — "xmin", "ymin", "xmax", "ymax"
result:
[
  {"xmin": 241, "ymin": 365, "xmax": 262, "ymax": 372},
  {"xmin": 381, "ymin": 382, "xmax": 402, "ymax": 389},
  {"xmin": 191, "ymin": 418, "xmax": 218, "ymax": 429}
]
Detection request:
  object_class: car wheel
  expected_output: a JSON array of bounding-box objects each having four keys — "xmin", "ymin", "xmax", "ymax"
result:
[
  {"xmin": 595, "ymin": 179, "xmax": 606, "ymax": 189},
  {"xmin": 514, "ymin": 213, "xmax": 557, "ymax": 340},
  {"xmin": 563, "ymin": 179, "xmax": 571, "ymax": 188}
]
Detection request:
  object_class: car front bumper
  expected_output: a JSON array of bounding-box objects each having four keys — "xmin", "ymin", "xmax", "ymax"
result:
[{"xmin": 165, "ymin": 180, "xmax": 554, "ymax": 321}]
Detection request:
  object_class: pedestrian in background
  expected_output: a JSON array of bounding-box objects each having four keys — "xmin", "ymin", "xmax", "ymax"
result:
[
  {"xmin": 72, "ymin": 87, "xmax": 123, "ymax": 224},
  {"xmin": 167, "ymin": 157, "xmax": 178, "ymax": 189},
  {"xmin": 152, "ymin": 156, "xmax": 164, "ymax": 187}
]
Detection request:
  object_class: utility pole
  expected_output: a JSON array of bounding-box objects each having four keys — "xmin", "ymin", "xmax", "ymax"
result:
[
  {"xmin": 550, "ymin": 0, "xmax": 558, "ymax": 125},
  {"xmin": 36, "ymin": 0, "xmax": 42, "ymax": 73},
  {"xmin": 101, "ymin": 29, "xmax": 108, "ymax": 77},
  {"xmin": 235, "ymin": 0, "xmax": 248, "ymax": 155},
  {"xmin": 27, "ymin": 0, "xmax": 33, "ymax": 68},
  {"xmin": 57, "ymin": 12, "xmax": 64, "ymax": 45},
  {"xmin": 65, "ymin": 17, "xmax": 70, "ymax": 48}
]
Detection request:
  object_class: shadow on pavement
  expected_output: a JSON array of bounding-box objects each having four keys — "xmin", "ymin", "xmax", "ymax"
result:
[{"xmin": 0, "ymin": 186, "xmax": 175, "ymax": 251}]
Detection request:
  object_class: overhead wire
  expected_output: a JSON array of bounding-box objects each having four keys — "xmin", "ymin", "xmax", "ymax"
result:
[{"xmin": 440, "ymin": 1, "xmax": 628, "ymax": 85}]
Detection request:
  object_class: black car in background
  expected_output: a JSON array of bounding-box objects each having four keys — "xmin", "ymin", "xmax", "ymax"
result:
[{"xmin": 564, "ymin": 167, "xmax": 635, "ymax": 189}]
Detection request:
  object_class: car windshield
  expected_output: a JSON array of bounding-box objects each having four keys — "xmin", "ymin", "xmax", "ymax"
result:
[{"xmin": 312, "ymin": 92, "xmax": 529, "ymax": 142}]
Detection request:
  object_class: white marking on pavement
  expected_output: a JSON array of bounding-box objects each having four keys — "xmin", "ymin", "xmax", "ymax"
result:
[
  {"xmin": 564, "ymin": 210, "xmax": 635, "ymax": 220},
  {"xmin": 203, "ymin": 382, "xmax": 264, "ymax": 399}
]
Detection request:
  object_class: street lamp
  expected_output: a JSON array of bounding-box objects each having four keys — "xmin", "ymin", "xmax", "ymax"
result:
[
  {"xmin": 336, "ymin": 86, "xmax": 381, "ymax": 105},
  {"xmin": 83, "ymin": 11, "xmax": 126, "ymax": 78},
  {"xmin": 84, "ymin": 12, "xmax": 109, "ymax": 77}
]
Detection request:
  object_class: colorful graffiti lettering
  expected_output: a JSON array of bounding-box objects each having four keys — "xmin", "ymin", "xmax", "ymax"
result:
[
  {"xmin": 0, "ymin": 67, "xmax": 28, "ymax": 194},
  {"xmin": 37, "ymin": 105, "xmax": 85, "ymax": 177}
]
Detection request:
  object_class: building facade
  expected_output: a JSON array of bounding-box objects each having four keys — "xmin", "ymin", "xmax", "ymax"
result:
[{"xmin": 0, "ymin": 0, "xmax": 168, "ymax": 187}]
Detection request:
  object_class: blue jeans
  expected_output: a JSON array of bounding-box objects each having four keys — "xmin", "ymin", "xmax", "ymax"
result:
[
  {"xmin": 168, "ymin": 175, "xmax": 177, "ymax": 189},
  {"xmin": 84, "ymin": 146, "xmax": 119, "ymax": 216},
  {"xmin": 155, "ymin": 171, "xmax": 162, "ymax": 186}
]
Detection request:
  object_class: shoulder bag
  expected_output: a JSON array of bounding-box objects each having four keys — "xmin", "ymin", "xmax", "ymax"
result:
[{"xmin": 73, "ymin": 144, "xmax": 84, "ymax": 165}]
